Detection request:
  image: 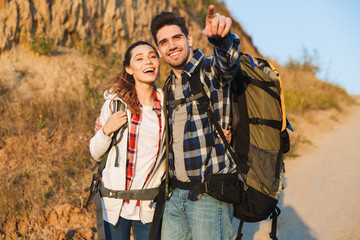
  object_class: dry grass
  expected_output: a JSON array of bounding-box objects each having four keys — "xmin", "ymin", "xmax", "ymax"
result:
[
  {"xmin": 277, "ymin": 51, "xmax": 355, "ymax": 115},
  {"xmin": 0, "ymin": 46, "xmax": 119, "ymax": 237},
  {"xmin": 275, "ymin": 58, "xmax": 356, "ymax": 159},
  {"xmin": 281, "ymin": 68, "xmax": 354, "ymax": 114},
  {"xmin": 0, "ymin": 86, "xmax": 96, "ymax": 231}
]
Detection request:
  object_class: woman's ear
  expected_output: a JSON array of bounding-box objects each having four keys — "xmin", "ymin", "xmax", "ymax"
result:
[{"xmin": 125, "ymin": 66, "xmax": 133, "ymax": 75}]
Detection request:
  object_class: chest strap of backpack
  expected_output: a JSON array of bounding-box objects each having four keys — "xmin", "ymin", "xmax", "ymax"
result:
[
  {"xmin": 100, "ymin": 186, "xmax": 160, "ymax": 200},
  {"xmin": 167, "ymin": 93, "xmax": 204, "ymax": 109}
]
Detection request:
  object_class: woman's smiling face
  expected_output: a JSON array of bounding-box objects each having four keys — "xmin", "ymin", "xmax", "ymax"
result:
[{"xmin": 125, "ymin": 44, "xmax": 160, "ymax": 85}]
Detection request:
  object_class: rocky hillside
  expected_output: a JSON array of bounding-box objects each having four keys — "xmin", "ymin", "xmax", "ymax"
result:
[{"xmin": 0, "ymin": 0, "xmax": 261, "ymax": 56}]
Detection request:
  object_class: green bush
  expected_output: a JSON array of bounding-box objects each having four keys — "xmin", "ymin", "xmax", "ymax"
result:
[{"xmin": 30, "ymin": 34, "xmax": 56, "ymax": 56}]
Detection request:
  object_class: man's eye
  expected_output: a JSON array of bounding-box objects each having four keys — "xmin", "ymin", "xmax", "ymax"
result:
[{"xmin": 136, "ymin": 58, "xmax": 143, "ymax": 61}]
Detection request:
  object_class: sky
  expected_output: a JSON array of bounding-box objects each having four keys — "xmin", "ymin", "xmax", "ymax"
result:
[{"xmin": 223, "ymin": 0, "xmax": 360, "ymax": 95}]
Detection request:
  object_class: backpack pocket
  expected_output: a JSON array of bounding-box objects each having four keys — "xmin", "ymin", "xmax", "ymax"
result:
[
  {"xmin": 234, "ymin": 186, "xmax": 278, "ymax": 222},
  {"xmin": 204, "ymin": 173, "xmax": 243, "ymax": 204},
  {"xmin": 247, "ymin": 144, "xmax": 282, "ymax": 197}
]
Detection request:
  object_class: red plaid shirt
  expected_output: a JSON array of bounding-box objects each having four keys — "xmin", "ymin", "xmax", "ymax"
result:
[{"xmin": 125, "ymin": 90, "xmax": 162, "ymax": 205}]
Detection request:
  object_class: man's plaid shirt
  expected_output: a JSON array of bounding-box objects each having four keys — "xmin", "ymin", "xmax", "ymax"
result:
[{"xmin": 167, "ymin": 33, "xmax": 241, "ymax": 183}]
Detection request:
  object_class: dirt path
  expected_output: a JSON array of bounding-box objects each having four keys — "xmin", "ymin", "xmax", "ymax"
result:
[{"xmin": 232, "ymin": 96, "xmax": 360, "ymax": 240}]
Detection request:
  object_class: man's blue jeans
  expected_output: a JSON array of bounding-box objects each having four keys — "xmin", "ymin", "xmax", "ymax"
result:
[
  {"xmin": 161, "ymin": 188, "xmax": 234, "ymax": 240},
  {"xmin": 104, "ymin": 217, "xmax": 152, "ymax": 240}
]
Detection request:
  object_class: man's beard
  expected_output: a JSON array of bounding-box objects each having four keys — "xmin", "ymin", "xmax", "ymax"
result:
[{"xmin": 168, "ymin": 50, "xmax": 190, "ymax": 70}]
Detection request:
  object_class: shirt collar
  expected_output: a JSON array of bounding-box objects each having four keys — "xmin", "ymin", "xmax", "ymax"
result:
[
  {"xmin": 135, "ymin": 88, "xmax": 161, "ymax": 111},
  {"xmin": 169, "ymin": 49, "xmax": 205, "ymax": 79}
]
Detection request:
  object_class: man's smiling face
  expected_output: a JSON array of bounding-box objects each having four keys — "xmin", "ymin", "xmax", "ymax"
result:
[{"xmin": 156, "ymin": 25, "xmax": 193, "ymax": 71}]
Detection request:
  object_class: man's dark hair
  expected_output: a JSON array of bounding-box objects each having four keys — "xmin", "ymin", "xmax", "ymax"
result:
[{"xmin": 151, "ymin": 11, "xmax": 189, "ymax": 45}]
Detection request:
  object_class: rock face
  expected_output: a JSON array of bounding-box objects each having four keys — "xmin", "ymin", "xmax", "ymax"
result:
[
  {"xmin": 0, "ymin": 0, "xmax": 167, "ymax": 54},
  {"xmin": 0, "ymin": 0, "xmax": 261, "ymax": 56}
]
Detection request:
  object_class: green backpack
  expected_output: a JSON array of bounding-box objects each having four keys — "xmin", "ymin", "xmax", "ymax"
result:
[{"xmin": 187, "ymin": 53, "xmax": 292, "ymax": 240}]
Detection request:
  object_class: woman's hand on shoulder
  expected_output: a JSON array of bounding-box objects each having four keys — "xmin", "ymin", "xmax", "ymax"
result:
[
  {"xmin": 217, "ymin": 126, "xmax": 232, "ymax": 144},
  {"xmin": 94, "ymin": 116, "xmax": 102, "ymax": 134},
  {"xmin": 102, "ymin": 110, "xmax": 128, "ymax": 136}
]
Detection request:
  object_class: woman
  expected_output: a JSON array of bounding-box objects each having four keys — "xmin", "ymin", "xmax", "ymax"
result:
[{"xmin": 90, "ymin": 41, "xmax": 166, "ymax": 240}]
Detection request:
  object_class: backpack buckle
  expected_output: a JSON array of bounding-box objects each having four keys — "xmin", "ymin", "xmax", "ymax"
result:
[
  {"xmin": 180, "ymin": 98, "xmax": 186, "ymax": 105},
  {"xmin": 250, "ymin": 117, "xmax": 262, "ymax": 125}
]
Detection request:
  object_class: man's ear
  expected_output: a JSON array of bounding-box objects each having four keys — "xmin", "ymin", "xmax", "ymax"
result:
[
  {"xmin": 188, "ymin": 34, "xmax": 193, "ymax": 48},
  {"xmin": 125, "ymin": 66, "xmax": 133, "ymax": 75}
]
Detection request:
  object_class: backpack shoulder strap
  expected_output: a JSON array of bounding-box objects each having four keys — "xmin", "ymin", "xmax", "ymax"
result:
[
  {"xmin": 188, "ymin": 63, "xmax": 249, "ymax": 175},
  {"xmin": 85, "ymin": 100, "xmax": 128, "ymax": 209},
  {"xmin": 96, "ymin": 100, "xmax": 128, "ymax": 174},
  {"xmin": 149, "ymin": 77, "xmax": 171, "ymax": 240}
]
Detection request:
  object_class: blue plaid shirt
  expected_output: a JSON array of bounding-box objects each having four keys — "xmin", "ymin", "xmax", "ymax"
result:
[{"xmin": 167, "ymin": 33, "xmax": 241, "ymax": 183}]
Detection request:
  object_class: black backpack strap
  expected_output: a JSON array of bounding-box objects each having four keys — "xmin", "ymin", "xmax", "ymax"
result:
[
  {"xmin": 269, "ymin": 206, "xmax": 281, "ymax": 240},
  {"xmin": 246, "ymin": 73, "xmax": 281, "ymax": 104},
  {"xmin": 249, "ymin": 118, "xmax": 282, "ymax": 130},
  {"xmin": 84, "ymin": 100, "xmax": 127, "ymax": 208},
  {"xmin": 235, "ymin": 220, "xmax": 244, "ymax": 240},
  {"xmin": 188, "ymin": 64, "xmax": 249, "ymax": 175},
  {"xmin": 170, "ymin": 178, "xmax": 209, "ymax": 194},
  {"xmin": 100, "ymin": 186, "xmax": 160, "ymax": 200},
  {"xmin": 147, "ymin": 78, "xmax": 172, "ymax": 240},
  {"xmin": 99, "ymin": 100, "xmax": 128, "ymax": 170},
  {"xmin": 148, "ymin": 181, "xmax": 166, "ymax": 240},
  {"xmin": 163, "ymin": 76, "xmax": 172, "ymax": 194},
  {"xmin": 167, "ymin": 93, "xmax": 204, "ymax": 109},
  {"xmin": 84, "ymin": 173, "xmax": 101, "ymax": 209}
]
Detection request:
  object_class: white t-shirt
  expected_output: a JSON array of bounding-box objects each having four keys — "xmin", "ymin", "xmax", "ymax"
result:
[
  {"xmin": 120, "ymin": 105, "xmax": 159, "ymax": 220},
  {"xmin": 172, "ymin": 77, "xmax": 190, "ymax": 182}
]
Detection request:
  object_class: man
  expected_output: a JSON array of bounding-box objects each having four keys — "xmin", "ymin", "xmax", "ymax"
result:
[{"xmin": 150, "ymin": 5, "xmax": 240, "ymax": 239}]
